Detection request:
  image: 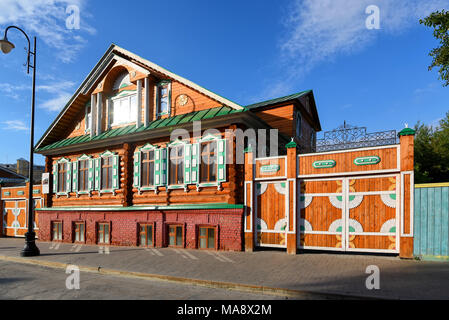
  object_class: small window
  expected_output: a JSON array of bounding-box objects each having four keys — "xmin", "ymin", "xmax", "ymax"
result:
[
  {"xmin": 74, "ymin": 222, "xmax": 85, "ymax": 243},
  {"xmin": 169, "ymin": 145, "xmax": 184, "ymax": 185},
  {"xmin": 52, "ymin": 222, "xmax": 63, "ymax": 241},
  {"xmin": 141, "ymin": 150, "xmax": 155, "ymax": 187},
  {"xmin": 98, "ymin": 223, "xmax": 110, "ymax": 244},
  {"xmin": 198, "ymin": 227, "xmax": 216, "ymax": 250},
  {"xmin": 200, "ymin": 141, "xmax": 217, "ymax": 183},
  {"xmin": 58, "ymin": 163, "xmax": 67, "ymax": 193},
  {"xmin": 157, "ymin": 82, "xmax": 170, "ymax": 116},
  {"xmin": 140, "ymin": 224, "xmax": 154, "ymax": 247},
  {"xmin": 296, "ymin": 111, "xmax": 302, "ymax": 138},
  {"xmin": 168, "ymin": 225, "xmax": 183, "ymax": 247},
  {"xmin": 101, "ymin": 156, "xmax": 113, "ymax": 190},
  {"xmin": 78, "ymin": 159, "xmax": 89, "ymax": 192},
  {"xmin": 311, "ymin": 130, "xmax": 316, "ymax": 149},
  {"xmin": 85, "ymin": 105, "xmax": 92, "ymax": 132}
]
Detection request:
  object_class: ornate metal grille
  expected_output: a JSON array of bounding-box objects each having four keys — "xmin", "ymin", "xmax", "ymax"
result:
[{"xmin": 316, "ymin": 122, "xmax": 397, "ymax": 152}]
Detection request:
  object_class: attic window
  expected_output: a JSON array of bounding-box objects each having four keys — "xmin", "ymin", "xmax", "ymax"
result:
[
  {"xmin": 109, "ymin": 93, "xmax": 137, "ymax": 126},
  {"xmin": 113, "ymin": 72, "xmax": 131, "ymax": 90},
  {"xmin": 157, "ymin": 81, "xmax": 171, "ymax": 116}
]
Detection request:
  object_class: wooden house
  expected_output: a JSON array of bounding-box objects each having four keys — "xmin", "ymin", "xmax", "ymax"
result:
[{"xmin": 35, "ymin": 44, "xmax": 321, "ymax": 251}]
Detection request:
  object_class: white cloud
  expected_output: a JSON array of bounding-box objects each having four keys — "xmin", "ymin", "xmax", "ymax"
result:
[
  {"xmin": 2, "ymin": 119, "xmax": 28, "ymax": 131},
  {"xmin": 0, "ymin": 0, "xmax": 95, "ymax": 63},
  {"xmin": 265, "ymin": 0, "xmax": 449, "ymax": 98},
  {"xmin": 0, "ymin": 79, "xmax": 75, "ymax": 111},
  {"xmin": 40, "ymin": 92, "xmax": 72, "ymax": 112}
]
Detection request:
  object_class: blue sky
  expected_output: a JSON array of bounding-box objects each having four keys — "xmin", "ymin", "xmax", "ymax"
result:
[{"xmin": 0, "ymin": 0, "xmax": 449, "ymax": 165}]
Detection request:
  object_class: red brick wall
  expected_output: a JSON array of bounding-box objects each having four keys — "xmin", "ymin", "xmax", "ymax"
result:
[{"xmin": 38, "ymin": 209, "xmax": 244, "ymax": 251}]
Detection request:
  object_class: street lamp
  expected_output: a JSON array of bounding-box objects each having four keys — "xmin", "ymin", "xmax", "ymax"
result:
[{"xmin": 0, "ymin": 26, "xmax": 40, "ymax": 257}]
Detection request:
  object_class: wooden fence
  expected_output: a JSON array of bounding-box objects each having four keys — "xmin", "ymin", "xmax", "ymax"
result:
[{"xmin": 414, "ymin": 183, "xmax": 449, "ymax": 260}]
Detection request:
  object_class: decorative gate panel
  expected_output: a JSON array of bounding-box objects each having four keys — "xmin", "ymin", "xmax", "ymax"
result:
[
  {"xmin": 298, "ymin": 175, "xmax": 400, "ymax": 253},
  {"xmin": 346, "ymin": 175, "xmax": 399, "ymax": 253},
  {"xmin": 299, "ymin": 178, "xmax": 345, "ymax": 251},
  {"xmin": 255, "ymin": 182, "xmax": 288, "ymax": 248}
]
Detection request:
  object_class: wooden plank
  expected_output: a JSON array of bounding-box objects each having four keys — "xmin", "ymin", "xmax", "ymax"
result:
[
  {"xmin": 442, "ymin": 187, "xmax": 449, "ymax": 257},
  {"xmin": 413, "ymin": 188, "xmax": 421, "ymax": 256},
  {"xmin": 428, "ymin": 187, "xmax": 435, "ymax": 255},
  {"xmin": 420, "ymin": 188, "xmax": 428, "ymax": 255},
  {"xmin": 434, "ymin": 187, "xmax": 442, "ymax": 256}
]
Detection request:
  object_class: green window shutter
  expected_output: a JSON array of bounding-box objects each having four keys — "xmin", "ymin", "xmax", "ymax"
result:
[
  {"xmin": 217, "ymin": 139, "xmax": 227, "ymax": 183},
  {"xmin": 154, "ymin": 149, "xmax": 161, "ymax": 186},
  {"xmin": 133, "ymin": 152, "xmax": 141, "ymax": 188},
  {"xmin": 112, "ymin": 155, "xmax": 120, "ymax": 190},
  {"xmin": 191, "ymin": 143, "xmax": 199, "ymax": 184},
  {"xmin": 88, "ymin": 159, "xmax": 94, "ymax": 191},
  {"xmin": 53, "ymin": 164, "xmax": 58, "ymax": 193},
  {"xmin": 160, "ymin": 148, "xmax": 168, "ymax": 186},
  {"xmin": 184, "ymin": 144, "xmax": 192, "ymax": 184},
  {"xmin": 72, "ymin": 161, "xmax": 78, "ymax": 193},
  {"xmin": 94, "ymin": 158, "xmax": 101, "ymax": 191},
  {"xmin": 66, "ymin": 162, "xmax": 72, "ymax": 193}
]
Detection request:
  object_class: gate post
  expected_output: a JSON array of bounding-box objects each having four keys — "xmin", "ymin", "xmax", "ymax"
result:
[
  {"xmin": 244, "ymin": 147, "xmax": 255, "ymax": 252},
  {"xmin": 286, "ymin": 139, "xmax": 298, "ymax": 255},
  {"xmin": 399, "ymin": 127, "xmax": 415, "ymax": 259}
]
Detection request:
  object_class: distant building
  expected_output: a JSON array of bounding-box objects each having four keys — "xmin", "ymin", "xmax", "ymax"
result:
[
  {"xmin": 0, "ymin": 166, "xmax": 27, "ymax": 187},
  {"xmin": 0, "ymin": 158, "xmax": 45, "ymax": 184}
]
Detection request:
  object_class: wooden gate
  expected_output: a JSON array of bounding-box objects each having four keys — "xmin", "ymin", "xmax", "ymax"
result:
[
  {"xmin": 299, "ymin": 175, "xmax": 400, "ymax": 253},
  {"xmin": 1, "ymin": 185, "xmax": 42, "ymax": 238},
  {"xmin": 255, "ymin": 181, "xmax": 288, "ymax": 248}
]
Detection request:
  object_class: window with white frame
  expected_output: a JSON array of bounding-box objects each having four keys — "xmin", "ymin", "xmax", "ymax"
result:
[
  {"xmin": 110, "ymin": 93, "xmax": 137, "ymax": 126},
  {"xmin": 157, "ymin": 81, "xmax": 171, "ymax": 116},
  {"xmin": 200, "ymin": 141, "xmax": 217, "ymax": 183},
  {"xmin": 58, "ymin": 162, "xmax": 68, "ymax": 193}
]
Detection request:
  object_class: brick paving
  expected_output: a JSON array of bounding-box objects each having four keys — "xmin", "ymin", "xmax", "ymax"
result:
[{"xmin": 1, "ymin": 238, "xmax": 448, "ymax": 299}]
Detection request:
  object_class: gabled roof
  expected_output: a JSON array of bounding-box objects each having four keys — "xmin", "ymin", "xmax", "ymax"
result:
[
  {"xmin": 244, "ymin": 90, "xmax": 312, "ymax": 110},
  {"xmin": 35, "ymin": 44, "xmax": 243, "ymax": 150}
]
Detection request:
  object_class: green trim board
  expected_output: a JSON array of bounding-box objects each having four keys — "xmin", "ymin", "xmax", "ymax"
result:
[{"xmin": 36, "ymin": 203, "xmax": 245, "ymax": 212}]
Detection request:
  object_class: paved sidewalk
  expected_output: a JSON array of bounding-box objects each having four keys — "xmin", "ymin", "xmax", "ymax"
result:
[{"xmin": 1, "ymin": 238, "xmax": 448, "ymax": 299}]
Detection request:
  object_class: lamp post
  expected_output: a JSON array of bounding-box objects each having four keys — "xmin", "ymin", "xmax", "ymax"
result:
[{"xmin": 0, "ymin": 26, "xmax": 40, "ymax": 257}]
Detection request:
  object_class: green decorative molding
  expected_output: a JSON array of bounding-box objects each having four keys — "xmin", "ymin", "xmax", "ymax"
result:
[
  {"xmin": 260, "ymin": 165, "xmax": 281, "ymax": 174},
  {"xmin": 17, "ymin": 191, "xmax": 25, "ymax": 196},
  {"xmin": 33, "ymin": 190, "xmax": 40, "ymax": 194},
  {"xmin": 354, "ymin": 156, "xmax": 381, "ymax": 166},
  {"xmin": 244, "ymin": 146, "xmax": 253, "ymax": 153},
  {"xmin": 398, "ymin": 128, "xmax": 416, "ymax": 136},
  {"xmin": 313, "ymin": 160, "xmax": 336, "ymax": 169},
  {"xmin": 286, "ymin": 139, "xmax": 297, "ymax": 149},
  {"xmin": 3, "ymin": 191, "xmax": 11, "ymax": 196}
]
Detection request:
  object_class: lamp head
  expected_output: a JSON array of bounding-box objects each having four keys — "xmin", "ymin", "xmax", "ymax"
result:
[{"xmin": 0, "ymin": 37, "xmax": 15, "ymax": 54}]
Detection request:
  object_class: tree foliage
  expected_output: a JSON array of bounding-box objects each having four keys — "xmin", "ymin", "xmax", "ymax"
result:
[
  {"xmin": 414, "ymin": 111, "xmax": 449, "ymax": 183},
  {"xmin": 420, "ymin": 10, "xmax": 449, "ymax": 86}
]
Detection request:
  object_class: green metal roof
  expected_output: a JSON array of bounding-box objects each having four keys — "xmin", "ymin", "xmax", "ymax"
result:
[
  {"xmin": 36, "ymin": 106, "xmax": 244, "ymax": 152},
  {"xmin": 244, "ymin": 90, "xmax": 311, "ymax": 110}
]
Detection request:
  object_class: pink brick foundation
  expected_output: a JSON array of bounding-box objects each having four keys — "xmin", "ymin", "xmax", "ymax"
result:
[{"xmin": 37, "ymin": 209, "xmax": 244, "ymax": 251}]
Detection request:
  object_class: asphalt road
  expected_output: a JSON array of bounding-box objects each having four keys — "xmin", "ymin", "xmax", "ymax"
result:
[{"xmin": 0, "ymin": 260, "xmax": 289, "ymax": 300}]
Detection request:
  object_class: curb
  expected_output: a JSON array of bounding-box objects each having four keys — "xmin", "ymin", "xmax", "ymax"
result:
[{"xmin": 0, "ymin": 255, "xmax": 385, "ymax": 300}]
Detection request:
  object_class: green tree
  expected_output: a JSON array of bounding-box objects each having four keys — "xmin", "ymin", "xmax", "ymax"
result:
[
  {"xmin": 420, "ymin": 10, "xmax": 449, "ymax": 86},
  {"xmin": 414, "ymin": 112, "xmax": 449, "ymax": 183}
]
